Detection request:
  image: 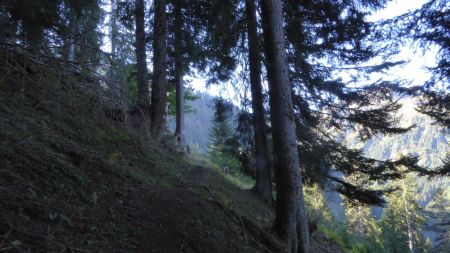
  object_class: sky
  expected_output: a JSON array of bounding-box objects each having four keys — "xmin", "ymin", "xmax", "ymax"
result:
[
  {"xmin": 191, "ymin": 0, "xmax": 437, "ymax": 100},
  {"xmin": 101, "ymin": 0, "xmax": 437, "ymax": 101}
]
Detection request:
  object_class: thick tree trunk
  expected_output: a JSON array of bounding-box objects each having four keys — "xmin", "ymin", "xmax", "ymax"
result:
[
  {"xmin": 260, "ymin": 0, "xmax": 310, "ymax": 252},
  {"xmin": 245, "ymin": 0, "xmax": 272, "ymax": 205},
  {"xmin": 174, "ymin": 0, "xmax": 185, "ymax": 147},
  {"xmin": 135, "ymin": 0, "xmax": 149, "ymax": 110},
  {"xmin": 150, "ymin": 0, "xmax": 168, "ymax": 142}
]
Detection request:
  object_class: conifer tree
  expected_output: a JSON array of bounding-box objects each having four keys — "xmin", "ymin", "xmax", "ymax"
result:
[
  {"xmin": 172, "ymin": 0, "xmax": 185, "ymax": 147},
  {"xmin": 426, "ymin": 186, "xmax": 450, "ymax": 252},
  {"xmin": 380, "ymin": 176, "xmax": 429, "ymax": 253},
  {"xmin": 340, "ymin": 172, "xmax": 383, "ymax": 250},
  {"xmin": 245, "ymin": 0, "xmax": 272, "ymax": 204},
  {"xmin": 280, "ymin": 0, "xmax": 424, "ymax": 206},
  {"xmin": 260, "ymin": 0, "xmax": 309, "ymax": 251},
  {"xmin": 134, "ymin": 0, "xmax": 149, "ymax": 112},
  {"xmin": 378, "ymin": 0, "xmax": 450, "ymax": 176},
  {"xmin": 208, "ymin": 98, "xmax": 237, "ymax": 170},
  {"xmin": 0, "ymin": 0, "xmax": 103, "ymax": 60},
  {"xmin": 150, "ymin": 0, "xmax": 168, "ymax": 142}
]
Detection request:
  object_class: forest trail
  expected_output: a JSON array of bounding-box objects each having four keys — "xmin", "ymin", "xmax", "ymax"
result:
[{"xmin": 0, "ymin": 48, "xmax": 343, "ymax": 253}]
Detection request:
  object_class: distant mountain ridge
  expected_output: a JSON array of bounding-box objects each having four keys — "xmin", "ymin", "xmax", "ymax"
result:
[
  {"xmin": 182, "ymin": 94, "xmax": 449, "ymax": 170},
  {"xmin": 344, "ymin": 97, "xmax": 449, "ymax": 169},
  {"xmin": 342, "ymin": 97, "xmax": 450, "ymax": 201}
]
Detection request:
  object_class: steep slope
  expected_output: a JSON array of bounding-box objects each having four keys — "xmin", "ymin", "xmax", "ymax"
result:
[{"xmin": 0, "ymin": 47, "xmax": 341, "ymax": 252}]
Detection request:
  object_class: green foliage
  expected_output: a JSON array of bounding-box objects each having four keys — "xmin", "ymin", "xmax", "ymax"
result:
[
  {"xmin": 426, "ymin": 186, "xmax": 450, "ymax": 252},
  {"xmin": 304, "ymin": 184, "xmax": 384, "ymax": 253},
  {"xmin": 380, "ymin": 176, "xmax": 430, "ymax": 253},
  {"xmin": 208, "ymin": 98, "xmax": 240, "ymax": 173},
  {"xmin": 304, "ymin": 184, "xmax": 333, "ymax": 225},
  {"xmin": 1, "ymin": 0, "xmax": 103, "ymax": 57},
  {"xmin": 318, "ymin": 223, "xmax": 384, "ymax": 253},
  {"xmin": 166, "ymin": 81, "xmax": 198, "ymax": 116}
]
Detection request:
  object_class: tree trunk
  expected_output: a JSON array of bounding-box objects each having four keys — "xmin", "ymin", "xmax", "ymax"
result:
[
  {"xmin": 260, "ymin": 0, "xmax": 309, "ymax": 252},
  {"xmin": 174, "ymin": 0, "xmax": 185, "ymax": 148},
  {"xmin": 150, "ymin": 0, "xmax": 168, "ymax": 142},
  {"xmin": 402, "ymin": 179, "xmax": 415, "ymax": 253},
  {"xmin": 110, "ymin": 0, "xmax": 118, "ymax": 56},
  {"xmin": 135, "ymin": 0, "xmax": 149, "ymax": 110},
  {"xmin": 108, "ymin": 0, "xmax": 123, "ymax": 106},
  {"xmin": 66, "ymin": 8, "xmax": 76, "ymax": 62},
  {"xmin": 245, "ymin": 0, "xmax": 272, "ymax": 205}
]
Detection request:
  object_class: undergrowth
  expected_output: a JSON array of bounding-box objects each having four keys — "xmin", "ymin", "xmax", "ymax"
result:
[{"xmin": 0, "ymin": 45, "xmax": 344, "ymax": 253}]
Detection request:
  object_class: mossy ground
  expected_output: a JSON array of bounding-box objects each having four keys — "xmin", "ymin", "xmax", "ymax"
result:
[{"xmin": 0, "ymin": 47, "xmax": 342, "ymax": 253}]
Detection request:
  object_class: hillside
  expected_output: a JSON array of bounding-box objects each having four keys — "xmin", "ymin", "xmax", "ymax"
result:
[
  {"xmin": 183, "ymin": 94, "xmax": 450, "ymax": 197},
  {"xmin": 343, "ymin": 98, "xmax": 450, "ymax": 201},
  {"xmin": 0, "ymin": 48, "xmax": 342, "ymax": 252}
]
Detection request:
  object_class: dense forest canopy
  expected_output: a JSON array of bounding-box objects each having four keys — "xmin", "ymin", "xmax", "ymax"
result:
[{"xmin": 0, "ymin": 0, "xmax": 448, "ymax": 252}]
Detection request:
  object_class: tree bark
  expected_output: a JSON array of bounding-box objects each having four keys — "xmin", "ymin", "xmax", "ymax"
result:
[
  {"xmin": 150, "ymin": 0, "xmax": 168, "ymax": 142},
  {"xmin": 66, "ymin": 8, "xmax": 76, "ymax": 62},
  {"xmin": 260, "ymin": 0, "xmax": 310, "ymax": 252},
  {"xmin": 135, "ymin": 0, "xmax": 149, "ymax": 110},
  {"xmin": 402, "ymin": 179, "xmax": 415, "ymax": 253},
  {"xmin": 110, "ymin": 0, "xmax": 118, "ymax": 56},
  {"xmin": 245, "ymin": 0, "xmax": 272, "ymax": 205},
  {"xmin": 174, "ymin": 0, "xmax": 185, "ymax": 147}
]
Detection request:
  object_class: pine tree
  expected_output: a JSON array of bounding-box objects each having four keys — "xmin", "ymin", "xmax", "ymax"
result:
[
  {"xmin": 172, "ymin": 0, "xmax": 185, "ymax": 147},
  {"xmin": 134, "ymin": 0, "xmax": 149, "ymax": 111},
  {"xmin": 0, "ymin": 0, "xmax": 103, "ymax": 59},
  {"xmin": 150, "ymin": 0, "xmax": 168, "ymax": 142},
  {"xmin": 340, "ymin": 172, "xmax": 384, "ymax": 251},
  {"xmin": 208, "ymin": 98, "xmax": 237, "ymax": 170},
  {"xmin": 245, "ymin": 0, "xmax": 272, "ymax": 204},
  {"xmin": 426, "ymin": 187, "xmax": 450, "ymax": 252},
  {"xmin": 260, "ymin": 0, "xmax": 309, "ymax": 251},
  {"xmin": 278, "ymin": 0, "xmax": 426, "ymax": 206},
  {"xmin": 380, "ymin": 176, "xmax": 429, "ymax": 253},
  {"xmin": 378, "ymin": 0, "xmax": 450, "ymax": 176}
]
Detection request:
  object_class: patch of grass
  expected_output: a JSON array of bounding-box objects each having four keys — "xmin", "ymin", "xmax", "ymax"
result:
[{"xmin": 224, "ymin": 173, "xmax": 255, "ymax": 190}]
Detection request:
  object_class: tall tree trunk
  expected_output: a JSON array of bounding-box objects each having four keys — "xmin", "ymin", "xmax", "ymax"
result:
[
  {"xmin": 245, "ymin": 0, "xmax": 272, "ymax": 205},
  {"xmin": 135, "ymin": 0, "xmax": 149, "ymax": 110},
  {"xmin": 402, "ymin": 179, "xmax": 415, "ymax": 253},
  {"xmin": 150, "ymin": 0, "xmax": 168, "ymax": 142},
  {"xmin": 174, "ymin": 0, "xmax": 185, "ymax": 147},
  {"xmin": 260, "ymin": 0, "xmax": 309, "ymax": 252},
  {"xmin": 66, "ymin": 9, "xmax": 76, "ymax": 62},
  {"xmin": 108, "ymin": 0, "xmax": 122, "ymax": 106},
  {"xmin": 110, "ymin": 0, "xmax": 118, "ymax": 56}
]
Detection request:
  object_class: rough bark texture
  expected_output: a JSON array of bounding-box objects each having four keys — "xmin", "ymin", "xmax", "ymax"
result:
[
  {"xmin": 150, "ymin": 0, "xmax": 168, "ymax": 142},
  {"xmin": 135, "ymin": 0, "xmax": 149, "ymax": 110},
  {"xmin": 174, "ymin": 0, "xmax": 185, "ymax": 147},
  {"xmin": 245, "ymin": 0, "xmax": 272, "ymax": 205},
  {"xmin": 260, "ymin": 0, "xmax": 310, "ymax": 252}
]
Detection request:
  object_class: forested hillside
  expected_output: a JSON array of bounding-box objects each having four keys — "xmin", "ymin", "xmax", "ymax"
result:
[
  {"xmin": 168, "ymin": 92, "xmax": 215, "ymax": 153},
  {"xmin": 0, "ymin": 47, "xmax": 343, "ymax": 253},
  {"xmin": 1, "ymin": 0, "xmax": 449, "ymax": 252},
  {"xmin": 343, "ymin": 98, "xmax": 450, "ymax": 200},
  {"xmin": 181, "ymin": 95, "xmax": 449, "ymax": 183}
]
